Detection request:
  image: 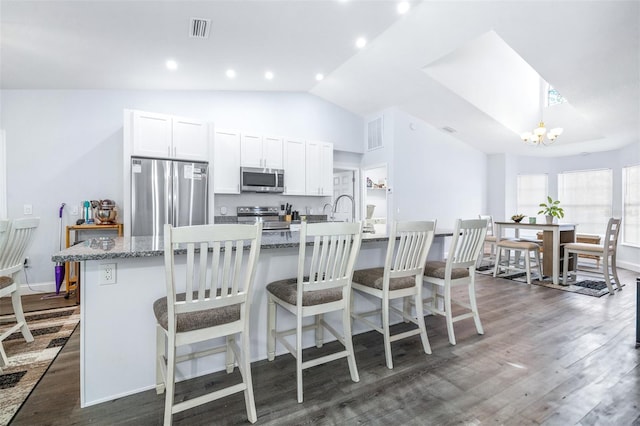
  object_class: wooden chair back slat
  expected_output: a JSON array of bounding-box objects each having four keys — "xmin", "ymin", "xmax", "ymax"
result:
[
  {"xmin": 448, "ymin": 219, "xmax": 487, "ymax": 269},
  {"xmin": 0, "ymin": 220, "xmax": 9, "ymax": 257},
  {"xmin": 604, "ymin": 218, "xmax": 621, "ymax": 254},
  {"xmin": 0, "ymin": 218, "xmax": 39, "ymax": 276},
  {"xmin": 164, "ymin": 223, "xmax": 262, "ymax": 328},
  {"xmin": 386, "ymin": 221, "xmax": 435, "ymax": 281},
  {"xmin": 299, "ymin": 222, "xmax": 362, "ymax": 297}
]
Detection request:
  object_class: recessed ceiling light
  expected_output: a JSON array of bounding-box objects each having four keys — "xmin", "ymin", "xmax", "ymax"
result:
[
  {"xmin": 265, "ymin": 71, "xmax": 274, "ymax": 80},
  {"xmin": 166, "ymin": 60, "xmax": 178, "ymax": 71},
  {"xmin": 397, "ymin": 1, "xmax": 410, "ymax": 14},
  {"xmin": 355, "ymin": 37, "xmax": 367, "ymax": 49},
  {"xmin": 226, "ymin": 69, "xmax": 236, "ymax": 78},
  {"xmin": 315, "ymin": 73, "xmax": 324, "ymax": 81}
]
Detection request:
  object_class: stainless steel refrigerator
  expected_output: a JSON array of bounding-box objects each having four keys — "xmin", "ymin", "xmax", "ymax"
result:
[{"xmin": 131, "ymin": 157, "xmax": 208, "ymax": 237}]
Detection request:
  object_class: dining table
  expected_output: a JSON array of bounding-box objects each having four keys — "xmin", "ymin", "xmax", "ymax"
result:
[{"xmin": 494, "ymin": 221, "xmax": 576, "ymax": 285}]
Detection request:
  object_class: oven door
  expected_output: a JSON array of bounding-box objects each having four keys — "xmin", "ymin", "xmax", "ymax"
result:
[{"xmin": 241, "ymin": 167, "xmax": 284, "ymax": 192}]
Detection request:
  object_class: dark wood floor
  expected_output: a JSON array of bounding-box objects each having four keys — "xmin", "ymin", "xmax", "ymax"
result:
[{"xmin": 9, "ymin": 270, "xmax": 640, "ymax": 425}]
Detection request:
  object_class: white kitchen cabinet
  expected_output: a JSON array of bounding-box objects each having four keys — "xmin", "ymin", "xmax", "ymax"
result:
[
  {"xmin": 240, "ymin": 134, "xmax": 283, "ymax": 169},
  {"xmin": 283, "ymin": 138, "xmax": 306, "ymax": 195},
  {"xmin": 263, "ymin": 136, "xmax": 284, "ymax": 169},
  {"xmin": 132, "ymin": 111, "xmax": 172, "ymax": 158},
  {"xmin": 172, "ymin": 116, "xmax": 209, "ymax": 160},
  {"xmin": 213, "ymin": 129, "xmax": 241, "ymax": 194},
  {"xmin": 132, "ymin": 110, "xmax": 209, "ymax": 161},
  {"xmin": 305, "ymin": 141, "xmax": 333, "ymax": 196}
]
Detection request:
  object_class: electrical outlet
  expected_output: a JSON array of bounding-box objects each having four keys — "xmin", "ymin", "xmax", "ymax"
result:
[
  {"xmin": 99, "ymin": 263, "xmax": 117, "ymax": 285},
  {"xmin": 23, "ymin": 257, "xmax": 30, "ymax": 268},
  {"xmin": 70, "ymin": 206, "xmax": 79, "ymax": 215},
  {"xmin": 23, "ymin": 204, "xmax": 33, "ymax": 215}
]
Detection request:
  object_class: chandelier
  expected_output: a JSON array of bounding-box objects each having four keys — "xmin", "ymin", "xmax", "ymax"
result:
[{"xmin": 520, "ymin": 121, "xmax": 563, "ymax": 145}]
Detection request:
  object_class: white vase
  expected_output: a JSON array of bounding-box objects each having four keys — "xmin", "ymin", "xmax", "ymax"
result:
[{"xmin": 545, "ymin": 215, "xmax": 554, "ymax": 224}]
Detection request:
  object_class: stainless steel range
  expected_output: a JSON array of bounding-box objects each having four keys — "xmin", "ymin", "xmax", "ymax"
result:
[{"xmin": 237, "ymin": 206, "xmax": 289, "ymax": 231}]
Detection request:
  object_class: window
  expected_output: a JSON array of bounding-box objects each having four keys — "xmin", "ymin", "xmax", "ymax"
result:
[
  {"xmin": 623, "ymin": 164, "xmax": 640, "ymax": 246},
  {"xmin": 547, "ymin": 86, "xmax": 567, "ymax": 106},
  {"xmin": 558, "ymin": 169, "xmax": 612, "ymax": 234},
  {"xmin": 517, "ymin": 174, "xmax": 548, "ymax": 217}
]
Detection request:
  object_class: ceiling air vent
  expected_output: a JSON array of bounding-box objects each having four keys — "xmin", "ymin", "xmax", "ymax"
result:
[
  {"xmin": 189, "ymin": 18, "xmax": 211, "ymax": 39},
  {"xmin": 367, "ymin": 117, "xmax": 383, "ymax": 151}
]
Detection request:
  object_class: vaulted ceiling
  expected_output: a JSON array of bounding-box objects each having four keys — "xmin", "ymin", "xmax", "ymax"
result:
[{"xmin": 2, "ymin": 0, "xmax": 638, "ymax": 157}]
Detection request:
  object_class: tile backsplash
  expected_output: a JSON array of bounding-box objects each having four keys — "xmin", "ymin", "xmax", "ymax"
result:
[{"xmin": 214, "ymin": 194, "xmax": 333, "ymax": 217}]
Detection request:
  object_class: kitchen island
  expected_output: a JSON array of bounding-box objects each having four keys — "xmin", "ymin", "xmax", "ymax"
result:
[{"xmin": 52, "ymin": 229, "xmax": 452, "ymax": 407}]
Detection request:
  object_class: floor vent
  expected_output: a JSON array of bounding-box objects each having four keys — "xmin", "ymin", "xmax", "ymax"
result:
[
  {"xmin": 190, "ymin": 18, "xmax": 211, "ymax": 39},
  {"xmin": 367, "ymin": 117, "xmax": 383, "ymax": 151}
]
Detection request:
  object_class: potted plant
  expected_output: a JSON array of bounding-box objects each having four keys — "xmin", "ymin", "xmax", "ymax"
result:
[{"xmin": 538, "ymin": 196, "xmax": 564, "ymax": 224}]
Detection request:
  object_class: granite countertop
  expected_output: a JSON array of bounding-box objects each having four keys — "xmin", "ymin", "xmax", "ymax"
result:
[
  {"xmin": 51, "ymin": 231, "xmax": 391, "ymax": 262},
  {"xmin": 51, "ymin": 228, "xmax": 454, "ymax": 263}
]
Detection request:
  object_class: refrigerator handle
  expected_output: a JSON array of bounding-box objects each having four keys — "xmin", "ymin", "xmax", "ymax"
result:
[
  {"xmin": 172, "ymin": 163, "xmax": 179, "ymax": 227},
  {"xmin": 166, "ymin": 161, "xmax": 173, "ymax": 229}
]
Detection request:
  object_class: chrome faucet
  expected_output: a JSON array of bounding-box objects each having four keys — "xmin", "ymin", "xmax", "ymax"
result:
[
  {"xmin": 322, "ymin": 203, "xmax": 334, "ymax": 221},
  {"xmin": 333, "ymin": 194, "xmax": 356, "ymax": 223}
]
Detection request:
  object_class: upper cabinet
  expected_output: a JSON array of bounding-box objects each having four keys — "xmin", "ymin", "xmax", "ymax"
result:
[
  {"xmin": 172, "ymin": 117, "xmax": 209, "ymax": 160},
  {"xmin": 240, "ymin": 134, "xmax": 283, "ymax": 169},
  {"xmin": 132, "ymin": 110, "xmax": 209, "ymax": 161},
  {"xmin": 305, "ymin": 141, "xmax": 333, "ymax": 196},
  {"xmin": 213, "ymin": 129, "xmax": 241, "ymax": 194},
  {"xmin": 283, "ymin": 138, "xmax": 306, "ymax": 196}
]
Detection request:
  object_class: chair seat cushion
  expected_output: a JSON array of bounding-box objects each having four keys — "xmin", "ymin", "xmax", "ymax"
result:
[
  {"xmin": 352, "ymin": 267, "xmax": 416, "ymax": 290},
  {"xmin": 153, "ymin": 292, "xmax": 240, "ymax": 333},
  {"xmin": 497, "ymin": 240, "xmax": 540, "ymax": 250},
  {"xmin": 267, "ymin": 278, "xmax": 342, "ymax": 306},
  {"xmin": 0, "ymin": 276, "xmax": 14, "ymax": 290},
  {"xmin": 564, "ymin": 242, "xmax": 604, "ymax": 253},
  {"xmin": 423, "ymin": 261, "xmax": 469, "ymax": 279}
]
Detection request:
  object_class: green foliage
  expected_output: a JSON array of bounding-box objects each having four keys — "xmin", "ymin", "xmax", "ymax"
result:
[
  {"xmin": 538, "ymin": 196, "xmax": 565, "ymax": 219},
  {"xmin": 511, "ymin": 214, "xmax": 525, "ymax": 222}
]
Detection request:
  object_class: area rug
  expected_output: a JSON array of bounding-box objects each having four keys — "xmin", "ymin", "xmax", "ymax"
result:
[
  {"xmin": 0, "ymin": 306, "xmax": 79, "ymax": 425},
  {"xmin": 476, "ymin": 265, "xmax": 623, "ymax": 297}
]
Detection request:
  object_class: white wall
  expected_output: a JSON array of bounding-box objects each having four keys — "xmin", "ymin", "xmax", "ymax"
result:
[
  {"xmin": 392, "ymin": 109, "xmax": 487, "ymax": 230},
  {"xmin": 0, "ymin": 90, "xmax": 364, "ymax": 289},
  {"xmin": 489, "ymin": 142, "xmax": 640, "ymax": 270}
]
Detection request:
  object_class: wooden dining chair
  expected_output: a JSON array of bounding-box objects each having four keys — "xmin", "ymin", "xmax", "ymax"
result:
[
  {"xmin": 351, "ymin": 220, "xmax": 436, "ymax": 369},
  {"xmin": 422, "ymin": 218, "xmax": 487, "ymax": 345},
  {"xmin": 0, "ymin": 218, "xmax": 40, "ymax": 372},
  {"xmin": 477, "ymin": 214, "xmax": 496, "ymax": 268},
  {"xmin": 154, "ymin": 223, "xmax": 262, "ymax": 425},
  {"xmin": 266, "ymin": 221, "xmax": 363, "ymax": 403},
  {"xmin": 563, "ymin": 218, "xmax": 622, "ymax": 295}
]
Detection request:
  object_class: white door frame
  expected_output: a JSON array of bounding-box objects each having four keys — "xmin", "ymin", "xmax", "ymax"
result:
[
  {"xmin": 362, "ymin": 162, "xmax": 390, "ymax": 232},
  {"xmin": 332, "ymin": 165, "xmax": 361, "ymax": 221}
]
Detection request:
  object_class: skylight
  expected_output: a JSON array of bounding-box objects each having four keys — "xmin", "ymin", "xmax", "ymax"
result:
[{"xmin": 547, "ymin": 86, "xmax": 567, "ymax": 106}]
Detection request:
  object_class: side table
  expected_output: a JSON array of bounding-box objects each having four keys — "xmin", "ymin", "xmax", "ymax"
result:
[{"xmin": 65, "ymin": 223, "xmax": 123, "ymax": 303}]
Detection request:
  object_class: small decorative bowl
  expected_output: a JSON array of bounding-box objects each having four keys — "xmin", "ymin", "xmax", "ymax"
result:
[{"xmin": 511, "ymin": 214, "xmax": 525, "ymax": 223}]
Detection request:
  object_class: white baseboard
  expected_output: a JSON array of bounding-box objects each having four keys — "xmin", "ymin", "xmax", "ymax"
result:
[{"xmin": 617, "ymin": 260, "xmax": 640, "ymax": 273}]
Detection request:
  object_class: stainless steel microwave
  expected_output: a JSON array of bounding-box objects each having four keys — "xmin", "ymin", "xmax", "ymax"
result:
[{"xmin": 240, "ymin": 167, "xmax": 285, "ymax": 193}]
